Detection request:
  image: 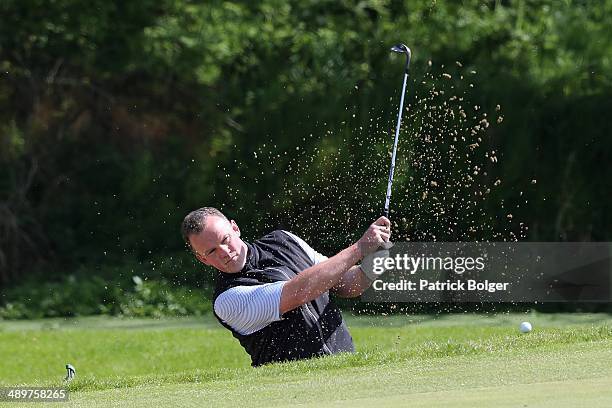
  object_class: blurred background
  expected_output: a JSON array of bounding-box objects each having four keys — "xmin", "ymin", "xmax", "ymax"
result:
[{"xmin": 1, "ymin": 0, "xmax": 610, "ymax": 318}]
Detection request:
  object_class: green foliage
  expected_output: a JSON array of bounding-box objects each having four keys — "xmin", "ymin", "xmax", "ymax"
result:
[
  {"xmin": 0, "ymin": 272, "xmax": 211, "ymax": 319},
  {"xmin": 0, "ymin": 0, "xmax": 611, "ymax": 291}
]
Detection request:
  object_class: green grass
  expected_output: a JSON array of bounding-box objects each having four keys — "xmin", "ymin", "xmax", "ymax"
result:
[{"xmin": 1, "ymin": 313, "xmax": 611, "ymax": 407}]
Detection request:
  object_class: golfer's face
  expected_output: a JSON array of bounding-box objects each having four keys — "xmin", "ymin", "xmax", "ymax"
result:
[{"xmin": 189, "ymin": 216, "xmax": 247, "ymax": 273}]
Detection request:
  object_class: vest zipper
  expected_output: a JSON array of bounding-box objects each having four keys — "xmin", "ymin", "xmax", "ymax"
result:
[
  {"xmin": 302, "ymin": 302, "xmax": 333, "ymax": 354},
  {"xmin": 278, "ymin": 270, "xmax": 333, "ymax": 355}
]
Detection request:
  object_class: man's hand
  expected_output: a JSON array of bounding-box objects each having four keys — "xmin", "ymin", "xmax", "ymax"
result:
[{"xmin": 356, "ymin": 216, "xmax": 392, "ymax": 258}]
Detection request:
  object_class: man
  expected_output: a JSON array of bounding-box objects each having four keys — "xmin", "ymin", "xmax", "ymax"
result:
[{"xmin": 181, "ymin": 207, "xmax": 391, "ymax": 366}]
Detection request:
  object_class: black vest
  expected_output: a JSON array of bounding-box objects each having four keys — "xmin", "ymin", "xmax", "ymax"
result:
[{"xmin": 212, "ymin": 230, "xmax": 355, "ymax": 367}]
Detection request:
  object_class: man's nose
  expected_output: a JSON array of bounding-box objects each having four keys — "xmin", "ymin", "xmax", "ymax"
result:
[{"xmin": 219, "ymin": 245, "xmax": 232, "ymax": 259}]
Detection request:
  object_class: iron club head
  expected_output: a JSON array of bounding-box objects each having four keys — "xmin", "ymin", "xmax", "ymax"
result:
[
  {"xmin": 390, "ymin": 43, "xmax": 410, "ymax": 54},
  {"xmin": 390, "ymin": 43, "xmax": 411, "ymax": 73}
]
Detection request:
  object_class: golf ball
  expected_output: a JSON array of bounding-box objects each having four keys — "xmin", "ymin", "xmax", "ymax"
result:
[{"xmin": 519, "ymin": 321, "xmax": 532, "ymax": 333}]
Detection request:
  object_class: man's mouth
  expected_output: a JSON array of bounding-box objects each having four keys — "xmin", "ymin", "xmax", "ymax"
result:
[{"xmin": 225, "ymin": 255, "xmax": 238, "ymax": 265}]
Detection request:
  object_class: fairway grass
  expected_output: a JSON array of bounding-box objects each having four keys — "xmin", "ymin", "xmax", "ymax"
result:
[
  {"xmin": 64, "ymin": 343, "xmax": 612, "ymax": 408},
  {"xmin": 1, "ymin": 313, "xmax": 611, "ymax": 407}
]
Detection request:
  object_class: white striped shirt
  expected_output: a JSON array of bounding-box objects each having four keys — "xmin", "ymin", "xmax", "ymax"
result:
[{"xmin": 214, "ymin": 231, "xmax": 327, "ymax": 335}]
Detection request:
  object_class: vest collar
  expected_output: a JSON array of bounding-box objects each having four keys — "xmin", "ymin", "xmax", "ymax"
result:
[{"xmin": 240, "ymin": 241, "xmax": 257, "ymax": 273}]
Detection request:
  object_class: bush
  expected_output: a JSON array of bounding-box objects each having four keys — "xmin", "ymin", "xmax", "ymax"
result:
[{"xmin": 0, "ymin": 274, "xmax": 212, "ymax": 320}]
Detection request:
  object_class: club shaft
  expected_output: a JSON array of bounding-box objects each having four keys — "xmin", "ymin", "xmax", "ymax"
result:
[{"xmin": 384, "ymin": 72, "xmax": 409, "ymax": 217}]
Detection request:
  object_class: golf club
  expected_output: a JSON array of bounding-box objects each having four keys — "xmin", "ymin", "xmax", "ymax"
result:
[{"xmin": 384, "ymin": 43, "xmax": 412, "ymax": 218}]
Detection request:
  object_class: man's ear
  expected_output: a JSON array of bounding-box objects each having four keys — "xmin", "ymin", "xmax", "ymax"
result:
[{"xmin": 230, "ymin": 219, "xmax": 241, "ymax": 236}]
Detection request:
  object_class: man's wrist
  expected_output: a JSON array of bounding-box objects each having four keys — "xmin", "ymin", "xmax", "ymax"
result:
[{"xmin": 353, "ymin": 243, "xmax": 364, "ymax": 261}]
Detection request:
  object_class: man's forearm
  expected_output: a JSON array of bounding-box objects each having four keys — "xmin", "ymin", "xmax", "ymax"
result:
[
  {"xmin": 332, "ymin": 265, "xmax": 372, "ymax": 298},
  {"xmin": 279, "ymin": 244, "xmax": 362, "ymax": 314}
]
